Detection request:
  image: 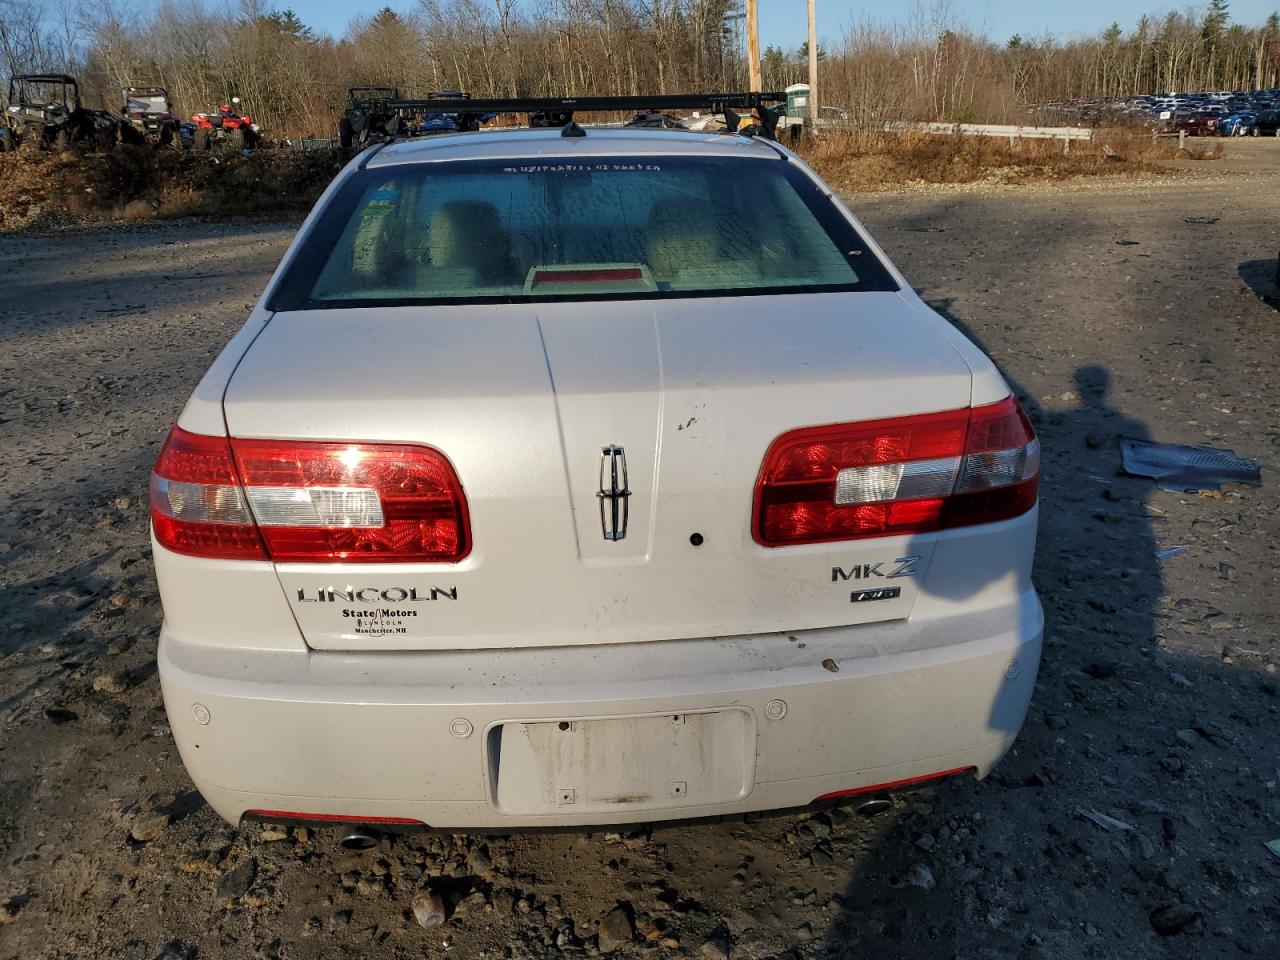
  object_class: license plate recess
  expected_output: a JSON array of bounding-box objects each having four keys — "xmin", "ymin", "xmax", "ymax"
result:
[{"xmin": 490, "ymin": 709, "xmax": 755, "ymax": 816}]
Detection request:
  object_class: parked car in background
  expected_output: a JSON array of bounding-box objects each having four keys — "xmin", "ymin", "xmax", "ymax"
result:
[
  {"xmin": 1218, "ymin": 111, "xmax": 1256, "ymax": 136},
  {"xmin": 1031, "ymin": 84, "xmax": 1280, "ymax": 131},
  {"xmin": 416, "ymin": 91, "xmax": 497, "ymax": 136},
  {"xmin": 1174, "ymin": 111, "xmax": 1219, "ymax": 136},
  {"xmin": 1255, "ymin": 109, "xmax": 1280, "ymax": 136}
]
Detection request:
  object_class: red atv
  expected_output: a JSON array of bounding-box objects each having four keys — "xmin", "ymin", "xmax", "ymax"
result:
[{"xmin": 191, "ymin": 97, "xmax": 260, "ymax": 150}]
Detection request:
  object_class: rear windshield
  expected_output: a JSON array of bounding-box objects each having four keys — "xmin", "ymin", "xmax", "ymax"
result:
[
  {"xmin": 126, "ymin": 94, "xmax": 169, "ymax": 113},
  {"xmin": 269, "ymin": 153, "xmax": 896, "ymax": 309}
]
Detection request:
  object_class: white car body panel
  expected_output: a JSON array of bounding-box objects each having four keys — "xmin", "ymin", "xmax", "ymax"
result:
[
  {"xmin": 156, "ymin": 126, "xmax": 1044, "ymax": 828},
  {"xmin": 159, "ymin": 530, "xmax": 1040, "ymax": 827},
  {"xmin": 221, "ymin": 293, "xmax": 974, "ymax": 650}
]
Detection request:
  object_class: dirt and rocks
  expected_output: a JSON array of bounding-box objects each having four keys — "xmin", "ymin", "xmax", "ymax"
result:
[
  {"xmin": 0, "ymin": 147, "xmax": 339, "ymax": 229},
  {"xmin": 0, "ymin": 125, "xmax": 1222, "ymax": 231},
  {"xmin": 1, "ymin": 142, "xmax": 1278, "ymax": 960}
]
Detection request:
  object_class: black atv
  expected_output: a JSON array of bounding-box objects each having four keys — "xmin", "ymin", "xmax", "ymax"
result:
[
  {"xmin": 3, "ymin": 74, "xmax": 118, "ymax": 150},
  {"xmin": 528, "ymin": 108, "xmax": 575, "ymax": 128},
  {"xmin": 338, "ymin": 87, "xmax": 404, "ymax": 152},
  {"xmin": 624, "ymin": 110, "xmax": 686, "ymax": 129},
  {"xmin": 120, "ymin": 86, "xmax": 182, "ymax": 147},
  {"xmin": 415, "ymin": 90, "xmax": 495, "ymax": 135},
  {"xmin": 338, "ymin": 88, "xmax": 498, "ymax": 150}
]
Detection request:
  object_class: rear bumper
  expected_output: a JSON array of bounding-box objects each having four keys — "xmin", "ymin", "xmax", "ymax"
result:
[{"xmin": 159, "ymin": 590, "xmax": 1043, "ymax": 829}]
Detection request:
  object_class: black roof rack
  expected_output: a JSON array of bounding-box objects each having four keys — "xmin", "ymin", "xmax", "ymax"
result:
[
  {"xmin": 350, "ymin": 91, "xmax": 789, "ymax": 140},
  {"xmin": 11, "ymin": 73, "xmax": 78, "ymax": 85}
]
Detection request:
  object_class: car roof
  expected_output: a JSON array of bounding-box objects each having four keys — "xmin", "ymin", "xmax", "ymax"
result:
[{"xmin": 365, "ymin": 126, "xmax": 783, "ymax": 168}]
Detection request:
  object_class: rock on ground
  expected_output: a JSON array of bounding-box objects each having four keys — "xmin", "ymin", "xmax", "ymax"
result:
[
  {"xmin": 411, "ymin": 890, "xmax": 447, "ymax": 928},
  {"xmin": 596, "ymin": 903, "xmax": 636, "ymax": 953}
]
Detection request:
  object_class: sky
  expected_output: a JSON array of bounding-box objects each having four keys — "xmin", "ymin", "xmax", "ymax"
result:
[{"xmin": 263, "ymin": 0, "xmax": 1280, "ymax": 45}]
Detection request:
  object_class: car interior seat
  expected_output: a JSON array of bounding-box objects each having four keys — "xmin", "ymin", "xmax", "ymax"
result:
[
  {"xmin": 344, "ymin": 196, "xmax": 515, "ymax": 296},
  {"xmin": 416, "ymin": 200, "xmax": 514, "ymax": 292},
  {"xmin": 646, "ymin": 198, "xmax": 761, "ymax": 290},
  {"xmin": 347, "ymin": 201, "xmax": 404, "ymax": 291}
]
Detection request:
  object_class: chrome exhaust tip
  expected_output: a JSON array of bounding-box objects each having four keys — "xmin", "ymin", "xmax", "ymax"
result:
[
  {"xmin": 853, "ymin": 797, "xmax": 893, "ymax": 817},
  {"xmin": 339, "ymin": 828, "xmax": 379, "ymax": 851}
]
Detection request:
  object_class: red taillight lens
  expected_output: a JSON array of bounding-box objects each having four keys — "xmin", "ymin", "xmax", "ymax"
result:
[
  {"xmin": 944, "ymin": 397, "xmax": 1040, "ymax": 529},
  {"xmin": 150, "ymin": 427, "xmax": 470, "ymax": 562},
  {"xmin": 150, "ymin": 428, "xmax": 268, "ymax": 559},
  {"xmin": 753, "ymin": 396, "xmax": 1038, "ymax": 546},
  {"xmin": 232, "ymin": 438, "xmax": 469, "ymax": 562}
]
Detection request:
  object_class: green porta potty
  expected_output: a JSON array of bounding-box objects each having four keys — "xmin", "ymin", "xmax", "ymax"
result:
[{"xmin": 785, "ymin": 83, "xmax": 811, "ymax": 121}]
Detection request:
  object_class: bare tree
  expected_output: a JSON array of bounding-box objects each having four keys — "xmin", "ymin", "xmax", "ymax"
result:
[{"xmin": 11, "ymin": 0, "xmax": 1278, "ymax": 137}]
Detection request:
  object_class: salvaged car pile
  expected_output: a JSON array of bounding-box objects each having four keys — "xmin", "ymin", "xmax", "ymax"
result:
[
  {"xmin": 1033, "ymin": 85, "xmax": 1280, "ymax": 135},
  {"xmin": 147, "ymin": 92, "xmax": 1044, "ymax": 833}
]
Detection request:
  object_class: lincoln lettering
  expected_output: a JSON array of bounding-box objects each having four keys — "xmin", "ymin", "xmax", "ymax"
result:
[{"xmin": 296, "ymin": 586, "xmax": 458, "ymax": 603}]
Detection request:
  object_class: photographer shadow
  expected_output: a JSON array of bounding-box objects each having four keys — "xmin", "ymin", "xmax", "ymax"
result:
[{"xmin": 817, "ymin": 310, "xmax": 1169, "ymax": 955}]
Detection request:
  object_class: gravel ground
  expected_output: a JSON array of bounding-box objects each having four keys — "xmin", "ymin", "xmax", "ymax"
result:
[{"xmin": 1, "ymin": 143, "xmax": 1278, "ymax": 960}]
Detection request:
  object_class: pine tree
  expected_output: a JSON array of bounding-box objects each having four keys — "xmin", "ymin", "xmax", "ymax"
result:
[
  {"xmin": 1202, "ymin": 0, "xmax": 1231, "ymax": 88},
  {"xmin": 798, "ymin": 40, "xmax": 826, "ymax": 62},
  {"xmin": 265, "ymin": 10, "xmax": 314, "ymax": 41},
  {"xmin": 1204, "ymin": 0, "xmax": 1231, "ymax": 39}
]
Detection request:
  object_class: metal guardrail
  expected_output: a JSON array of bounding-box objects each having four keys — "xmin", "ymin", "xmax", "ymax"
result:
[
  {"xmin": 291, "ymin": 137, "xmax": 340, "ymax": 151},
  {"xmin": 776, "ymin": 115, "xmax": 1094, "ymax": 148},
  {"xmin": 883, "ymin": 121, "xmax": 1094, "ymax": 142}
]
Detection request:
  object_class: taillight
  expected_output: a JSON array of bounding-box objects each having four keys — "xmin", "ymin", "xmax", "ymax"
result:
[
  {"xmin": 151, "ymin": 427, "xmax": 470, "ymax": 562},
  {"xmin": 753, "ymin": 396, "xmax": 1038, "ymax": 546},
  {"xmin": 149, "ymin": 428, "xmax": 267, "ymax": 559}
]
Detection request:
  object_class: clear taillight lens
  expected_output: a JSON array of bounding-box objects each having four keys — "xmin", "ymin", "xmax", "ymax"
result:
[
  {"xmin": 150, "ymin": 427, "xmax": 470, "ymax": 562},
  {"xmin": 753, "ymin": 396, "xmax": 1038, "ymax": 546},
  {"xmin": 150, "ymin": 429, "xmax": 266, "ymax": 559}
]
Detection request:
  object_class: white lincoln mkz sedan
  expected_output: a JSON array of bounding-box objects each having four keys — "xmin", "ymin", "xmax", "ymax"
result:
[{"xmin": 152, "ymin": 102, "xmax": 1043, "ymax": 831}]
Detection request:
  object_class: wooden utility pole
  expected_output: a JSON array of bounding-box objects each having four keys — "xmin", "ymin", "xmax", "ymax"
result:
[
  {"xmin": 746, "ymin": 0, "xmax": 761, "ymax": 92},
  {"xmin": 807, "ymin": 0, "xmax": 818, "ymax": 119}
]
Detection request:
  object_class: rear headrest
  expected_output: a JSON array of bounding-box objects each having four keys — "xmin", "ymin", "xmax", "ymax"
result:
[
  {"xmin": 647, "ymin": 198, "xmax": 720, "ymax": 278},
  {"xmin": 428, "ymin": 200, "xmax": 509, "ymax": 274},
  {"xmin": 350, "ymin": 204, "xmax": 400, "ymax": 283}
]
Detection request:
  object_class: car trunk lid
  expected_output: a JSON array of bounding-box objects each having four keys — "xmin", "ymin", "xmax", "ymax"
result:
[{"xmin": 222, "ymin": 291, "xmax": 974, "ymax": 650}]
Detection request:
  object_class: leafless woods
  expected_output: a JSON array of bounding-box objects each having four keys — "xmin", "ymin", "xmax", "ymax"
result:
[{"xmin": 2, "ymin": 0, "xmax": 1278, "ymax": 137}]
